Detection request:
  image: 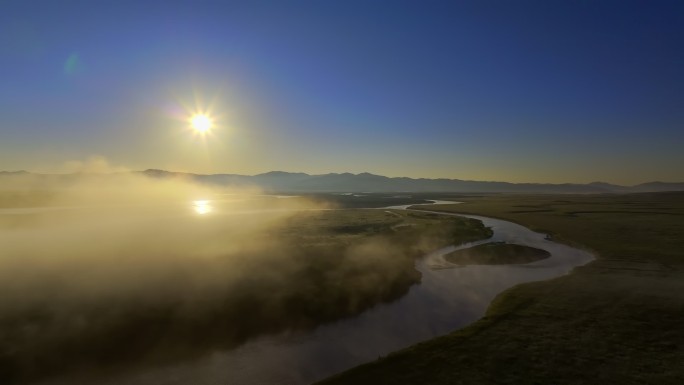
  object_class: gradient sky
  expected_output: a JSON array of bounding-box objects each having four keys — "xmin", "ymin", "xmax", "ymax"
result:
[{"xmin": 1, "ymin": 0, "xmax": 683, "ymax": 184}]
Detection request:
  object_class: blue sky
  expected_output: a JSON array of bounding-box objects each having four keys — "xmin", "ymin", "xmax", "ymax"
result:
[{"xmin": 1, "ymin": 0, "xmax": 683, "ymax": 184}]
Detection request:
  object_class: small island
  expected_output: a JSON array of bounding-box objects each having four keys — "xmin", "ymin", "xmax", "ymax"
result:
[{"xmin": 445, "ymin": 242, "xmax": 551, "ymax": 266}]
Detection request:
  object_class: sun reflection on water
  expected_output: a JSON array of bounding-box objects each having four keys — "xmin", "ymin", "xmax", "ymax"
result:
[{"xmin": 193, "ymin": 200, "xmax": 212, "ymax": 215}]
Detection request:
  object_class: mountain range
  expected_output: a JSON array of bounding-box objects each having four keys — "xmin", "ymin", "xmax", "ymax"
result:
[{"xmin": 2, "ymin": 169, "xmax": 683, "ymax": 194}]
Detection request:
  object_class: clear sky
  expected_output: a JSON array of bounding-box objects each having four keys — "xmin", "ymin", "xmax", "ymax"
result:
[{"xmin": 1, "ymin": 0, "xmax": 683, "ymax": 184}]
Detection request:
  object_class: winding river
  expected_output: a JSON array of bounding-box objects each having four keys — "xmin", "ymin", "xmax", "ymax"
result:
[{"xmin": 37, "ymin": 200, "xmax": 593, "ymax": 385}]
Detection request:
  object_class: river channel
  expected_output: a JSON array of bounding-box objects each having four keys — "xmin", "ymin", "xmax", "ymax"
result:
[{"xmin": 36, "ymin": 200, "xmax": 593, "ymax": 385}]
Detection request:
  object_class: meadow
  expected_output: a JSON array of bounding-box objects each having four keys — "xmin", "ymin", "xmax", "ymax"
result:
[{"xmin": 320, "ymin": 192, "xmax": 684, "ymax": 384}]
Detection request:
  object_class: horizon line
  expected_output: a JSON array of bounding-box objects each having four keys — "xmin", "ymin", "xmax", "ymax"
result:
[{"xmin": 2, "ymin": 169, "xmax": 682, "ymax": 187}]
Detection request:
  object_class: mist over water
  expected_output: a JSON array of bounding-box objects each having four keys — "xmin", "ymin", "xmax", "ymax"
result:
[
  {"xmin": 0, "ymin": 173, "xmax": 429, "ymax": 383},
  {"xmin": 0, "ymin": 172, "xmax": 594, "ymax": 384},
  {"xmin": 0, "ymin": 173, "xmax": 314, "ymax": 306}
]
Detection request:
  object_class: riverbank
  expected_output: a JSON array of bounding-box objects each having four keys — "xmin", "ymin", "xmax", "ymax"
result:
[{"xmin": 319, "ymin": 192, "xmax": 684, "ymax": 384}]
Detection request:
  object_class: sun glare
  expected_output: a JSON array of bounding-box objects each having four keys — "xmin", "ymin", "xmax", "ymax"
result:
[
  {"xmin": 190, "ymin": 114, "xmax": 213, "ymax": 133},
  {"xmin": 193, "ymin": 200, "xmax": 212, "ymax": 215}
]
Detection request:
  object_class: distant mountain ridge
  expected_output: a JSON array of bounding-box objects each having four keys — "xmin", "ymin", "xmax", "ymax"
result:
[
  {"xmin": 2, "ymin": 169, "xmax": 683, "ymax": 193},
  {"xmin": 140, "ymin": 170, "xmax": 684, "ymax": 193}
]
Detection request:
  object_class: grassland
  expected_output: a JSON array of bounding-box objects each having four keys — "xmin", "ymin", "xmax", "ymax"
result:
[
  {"xmin": 444, "ymin": 242, "xmax": 550, "ymax": 265},
  {"xmin": 319, "ymin": 192, "xmax": 684, "ymax": 384}
]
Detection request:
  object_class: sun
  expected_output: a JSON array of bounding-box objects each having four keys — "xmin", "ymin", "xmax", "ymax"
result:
[{"xmin": 190, "ymin": 113, "xmax": 213, "ymax": 133}]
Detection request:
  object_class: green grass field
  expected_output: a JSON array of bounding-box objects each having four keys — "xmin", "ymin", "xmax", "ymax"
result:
[{"xmin": 319, "ymin": 192, "xmax": 684, "ymax": 384}]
